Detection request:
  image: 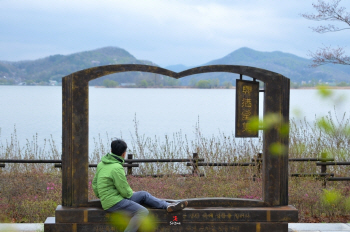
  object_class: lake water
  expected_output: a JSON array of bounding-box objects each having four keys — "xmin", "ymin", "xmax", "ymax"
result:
[{"xmin": 0, "ymin": 86, "xmax": 349, "ymax": 153}]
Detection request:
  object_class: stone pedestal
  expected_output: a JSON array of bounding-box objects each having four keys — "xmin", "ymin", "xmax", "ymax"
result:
[{"xmin": 44, "ymin": 205, "xmax": 298, "ymax": 232}]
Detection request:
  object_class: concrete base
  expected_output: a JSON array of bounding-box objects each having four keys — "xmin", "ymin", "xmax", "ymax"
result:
[
  {"xmin": 44, "ymin": 205, "xmax": 298, "ymax": 232},
  {"xmin": 45, "ymin": 218, "xmax": 287, "ymax": 232},
  {"xmin": 4, "ymin": 223, "xmax": 350, "ymax": 232}
]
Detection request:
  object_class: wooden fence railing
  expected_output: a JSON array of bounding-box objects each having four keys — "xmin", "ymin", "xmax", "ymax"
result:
[
  {"xmin": 1, "ymin": 153, "xmax": 350, "ymax": 185},
  {"xmin": 252, "ymin": 153, "xmax": 350, "ymax": 186},
  {"xmin": 316, "ymin": 162, "xmax": 350, "ymax": 182},
  {"xmin": 0, "ymin": 153, "xmax": 205, "ymax": 177},
  {"xmin": 252, "ymin": 155, "xmax": 335, "ymax": 178},
  {"xmin": 0, "ymin": 159, "xmax": 138, "ymax": 168},
  {"xmin": 123, "ymin": 153, "xmax": 205, "ymax": 176}
]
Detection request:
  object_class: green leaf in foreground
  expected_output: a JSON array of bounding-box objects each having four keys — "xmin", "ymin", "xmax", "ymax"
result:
[
  {"xmin": 320, "ymin": 151, "xmax": 334, "ymax": 160},
  {"xmin": 321, "ymin": 189, "xmax": 341, "ymax": 207},
  {"xmin": 279, "ymin": 124, "xmax": 289, "ymax": 138},
  {"xmin": 269, "ymin": 142, "xmax": 287, "ymax": 156},
  {"xmin": 247, "ymin": 113, "xmax": 289, "ymax": 138},
  {"xmin": 139, "ymin": 214, "xmax": 158, "ymax": 232},
  {"xmin": 109, "ymin": 212, "xmax": 157, "ymax": 232},
  {"xmin": 317, "ymin": 85, "xmax": 333, "ymax": 98},
  {"xmin": 316, "ymin": 117, "xmax": 334, "ymax": 134},
  {"xmin": 263, "ymin": 113, "xmax": 281, "ymax": 130},
  {"xmin": 109, "ymin": 212, "xmax": 130, "ymax": 231},
  {"xmin": 246, "ymin": 116, "xmax": 260, "ymax": 133}
]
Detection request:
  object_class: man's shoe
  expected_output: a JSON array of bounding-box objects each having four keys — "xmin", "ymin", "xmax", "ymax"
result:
[{"xmin": 167, "ymin": 201, "xmax": 188, "ymax": 212}]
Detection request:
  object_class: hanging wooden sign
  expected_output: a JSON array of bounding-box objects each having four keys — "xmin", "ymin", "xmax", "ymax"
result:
[{"xmin": 235, "ymin": 79, "xmax": 259, "ymax": 137}]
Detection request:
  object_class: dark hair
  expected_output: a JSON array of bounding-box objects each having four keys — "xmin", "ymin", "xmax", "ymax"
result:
[{"xmin": 111, "ymin": 139, "xmax": 127, "ymax": 156}]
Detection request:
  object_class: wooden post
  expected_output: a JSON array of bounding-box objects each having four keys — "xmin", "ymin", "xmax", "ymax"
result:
[
  {"xmin": 262, "ymin": 76, "xmax": 290, "ymax": 206},
  {"xmin": 192, "ymin": 153, "xmax": 199, "ymax": 176},
  {"xmin": 321, "ymin": 163, "xmax": 327, "ymax": 174},
  {"xmin": 321, "ymin": 161, "xmax": 327, "ymax": 187},
  {"xmin": 257, "ymin": 153, "xmax": 262, "ymax": 174},
  {"xmin": 62, "ymin": 76, "xmax": 89, "ymax": 207},
  {"xmin": 127, "ymin": 154, "xmax": 133, "ymax": 175},
  {"xmin": 253, "ymin": 153, "xmax": 262, "ymax": 181}
]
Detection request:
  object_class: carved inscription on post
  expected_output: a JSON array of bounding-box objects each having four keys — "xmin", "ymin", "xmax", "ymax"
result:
[{"xmin": 235, "ymin": 80, "xmax": 259, "ymax": 137}]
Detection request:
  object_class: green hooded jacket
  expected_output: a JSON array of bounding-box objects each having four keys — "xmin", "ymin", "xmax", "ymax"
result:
[{"xmin": 92, "ymin": 153, "xmax": 133, "ymax": 210}]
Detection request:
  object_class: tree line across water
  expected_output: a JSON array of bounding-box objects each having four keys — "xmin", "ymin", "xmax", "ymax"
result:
[{"xmin": 101, "ymin": 77, "xmax": 235, "ymax": 89}]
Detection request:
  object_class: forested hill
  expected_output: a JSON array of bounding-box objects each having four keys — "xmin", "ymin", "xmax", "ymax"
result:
[
  {"xmin": 172, "ymin": 47, "xmax": 350, "ymax": 86},
  {"xmin": 0, "ymin": 47, "xmax": 158, "ymax": 86},
  {"xmin": 1, "ymin": 46, "xmax": 350, "ymax": 87}
]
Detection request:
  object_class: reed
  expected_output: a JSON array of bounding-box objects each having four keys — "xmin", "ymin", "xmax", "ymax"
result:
[{"xmin": 1, "ymin": 113, "xmax": 350, "ymax": 223}]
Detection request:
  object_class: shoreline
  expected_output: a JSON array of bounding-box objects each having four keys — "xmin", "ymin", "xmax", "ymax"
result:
[
  {"xmin": 94, "ymin": 86, "xmax": 350, "ymax": 90},
  {"xmin": 1, "ymin": 85, "xmax": 350, "ymax": 90},
  {"xmin": 294, "ymin": 86, "xmax": 350, "ymax": 90}
]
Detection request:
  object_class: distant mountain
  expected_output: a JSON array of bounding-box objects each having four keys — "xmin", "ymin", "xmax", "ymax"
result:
[
  {"xmin": 0, "ymin": 47, "xmax": 158, "ymax": 86},
  {"xmin": 1, "ymin": 46, "xmax": 349, "ymax": 86},
  {"xmin": 179, "ymin": 47, "xmax": 350, "ymax": 85}
]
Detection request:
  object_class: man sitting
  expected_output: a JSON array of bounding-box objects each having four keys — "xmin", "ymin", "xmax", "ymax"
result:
[{"xmin": 92, "ymin": 139, "xmax": 188, "ymax": 232}]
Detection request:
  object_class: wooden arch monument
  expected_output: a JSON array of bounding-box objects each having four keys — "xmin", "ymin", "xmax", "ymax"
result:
[{"xmin": 45, "ymin": 65, "xmax": 298, "ymax": 232}]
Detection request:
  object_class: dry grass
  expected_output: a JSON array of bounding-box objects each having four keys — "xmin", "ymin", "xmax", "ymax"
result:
[{"xmin": 1, "ymin": 114, "xmax": 350, "ymax": 223}]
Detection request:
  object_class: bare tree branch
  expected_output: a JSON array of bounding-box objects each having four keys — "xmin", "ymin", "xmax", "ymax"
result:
[
  {"xmin": 308, "ymin": 46, "xmax": 350, "ymax": 67},
  {"xmin": 302, "ymin": 0, "xmax": 350, "ymax": 66},
  {"xmin": 311, "ymin": 24, "xmax": 350, "ymax": 33},
  {"xmin": 301, "ymin": 0, "xmax": 350, "ymax": 33}
]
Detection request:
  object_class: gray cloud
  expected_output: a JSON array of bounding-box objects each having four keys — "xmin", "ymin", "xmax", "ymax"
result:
[{"xmin": 1, "ymin": 0, "xmax": 349, "ymax": 66}]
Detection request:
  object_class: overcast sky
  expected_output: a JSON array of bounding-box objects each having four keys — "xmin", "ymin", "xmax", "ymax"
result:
[{"xmin": 1, "ymin": 0, "xmax": 349, "ymax": 67}]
